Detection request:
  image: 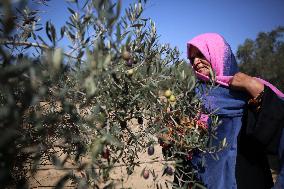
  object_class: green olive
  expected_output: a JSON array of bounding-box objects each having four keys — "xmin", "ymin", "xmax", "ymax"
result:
[
  {"xmin": 122, "ymin": 51, "xmax": 131, "ymax": 61},
  {"xmin": 169, "ymin": 95, "xmax": 176, "ymax": 102},
  {"xmin": 127, "ymin": 69, "xmax": 134, "ymax": 76},
  {"xmin": 164, "ymin": 89, "xmax": 172, "ymax": 98}
]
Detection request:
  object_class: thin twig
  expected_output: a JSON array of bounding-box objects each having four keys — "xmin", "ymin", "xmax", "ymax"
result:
[
  {"xmin": 0, "ymin": 40, "xmax": 85, "ymax": 62},
  {"xmin": 34, "ymin": 159, "xmax": 174, "ymax": 171}
]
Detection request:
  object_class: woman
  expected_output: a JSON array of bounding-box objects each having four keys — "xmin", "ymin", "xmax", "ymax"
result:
[{"xmin": 186, "ymin": 33, "xmax": 284, "ymax": 189}]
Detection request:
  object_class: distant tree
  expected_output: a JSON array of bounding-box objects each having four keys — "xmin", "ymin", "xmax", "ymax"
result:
[{"xmin": 237, "ymin": 26, "xmax": 284, "ymax": 92}]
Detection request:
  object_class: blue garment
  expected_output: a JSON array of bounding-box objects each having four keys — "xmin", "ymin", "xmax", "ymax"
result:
[
  {"xmin": 273, "ymin": 97, "xmax": 284, "ymax": 189},
  {"xmin": 193, "ymin": 84, "xmax": 247, "ymax": 189},
  {"xmin": 274, "ymin": 129, "xmax": 284, "ymax": 188}
]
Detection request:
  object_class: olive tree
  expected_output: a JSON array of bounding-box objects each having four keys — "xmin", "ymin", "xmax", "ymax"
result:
[{"xmin": 0, "ymin": 0, "xmax": 220, "ymax": 188}]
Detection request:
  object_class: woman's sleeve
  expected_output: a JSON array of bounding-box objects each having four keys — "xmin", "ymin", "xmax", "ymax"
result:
[{"xmin": 249, "ymin": 85, "xmax": 284, "ymax": 154}]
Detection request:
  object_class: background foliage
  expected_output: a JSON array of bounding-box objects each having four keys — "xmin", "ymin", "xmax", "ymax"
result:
[{"xmin": 237, "ymin": 26, "xmax": 284, "ymax": 92}]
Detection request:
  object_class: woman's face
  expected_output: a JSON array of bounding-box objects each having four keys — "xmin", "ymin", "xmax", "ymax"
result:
[{"xmin": 189, "ymin": 46, "xmax": 211, "ymax": 76}]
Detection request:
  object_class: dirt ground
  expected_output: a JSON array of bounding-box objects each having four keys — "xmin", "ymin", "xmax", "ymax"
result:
[
  {"xmin": 28, "ymin": 144, "xmax": 174, "ymax": 189},
  {"xmin": 27, "ymin": 147, "xmax": 279, "ymax": 189}
]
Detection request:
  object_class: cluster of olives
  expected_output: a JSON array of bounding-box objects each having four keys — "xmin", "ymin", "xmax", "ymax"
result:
[
  {"xmin": 141, "ymin": 145, "xmax": 173, "ymax": 179},
  {"xmin": 121, "ymin": 50, "xmax": 137, "ymax": 77},
  {"xmin": 164, "ymin": 89, "xmax": 176, "ymax": 102},
  {"xmin": 142, "ymin": 166, "xmax": 173, "ymax": 179}
]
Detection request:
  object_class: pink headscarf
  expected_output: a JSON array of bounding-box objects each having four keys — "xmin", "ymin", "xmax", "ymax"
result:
[{"xmin": 187, "ymin": 33, "xmax": 284, "ymax": 98}]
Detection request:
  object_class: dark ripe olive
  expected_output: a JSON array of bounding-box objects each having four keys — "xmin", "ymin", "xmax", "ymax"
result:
[
  {"xmin": 147, "ymin": 145, "xmax": 155, "ymax": 156},
  {"xmin": 126, "ymin": 59, "xmax": 133, "ymax": 67},
  {"xmin": 102, "ymin": 147, "xmax": 110, "ymax": 159},
  {"xmin": 186, "ymin": 152, "xmax": 193, "ymax": 160},
  {"xmin": 120, "ymin": 120, "xmax": 127, "ymax": 129},
  {"xmin": 143, "ymin": 169, "xmax": 150, "ymax": 179},
  {"xmin": 137, "ymin": 117, "xmax": 143, "ymax": 124},
  {"xmin": 132, "ymin": 58, "xmax": 138, "ymax": 64},
  {"xmin": 165, "ymin": 166, "xmax": 173, "ymax": 176},
  {"xmin": 127, "ymin": 166, "xmax": 134, "ymax": 175}
]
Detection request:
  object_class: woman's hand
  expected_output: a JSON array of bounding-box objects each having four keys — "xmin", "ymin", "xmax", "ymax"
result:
[{"xmin": 229, "ymin": 72, "xmax": 264, "ymax": 98}]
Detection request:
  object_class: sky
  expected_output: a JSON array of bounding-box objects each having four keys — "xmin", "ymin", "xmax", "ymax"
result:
[{"xmin": 36, "ymin": 0, "xmax": 284, "ymax": 59}]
